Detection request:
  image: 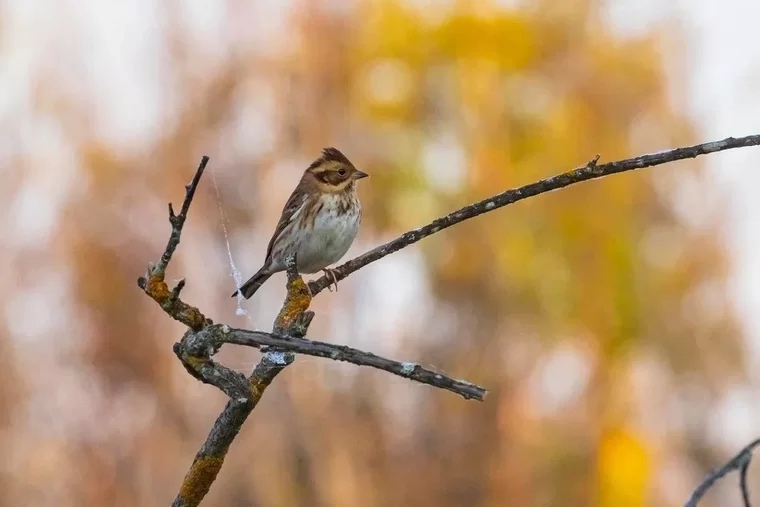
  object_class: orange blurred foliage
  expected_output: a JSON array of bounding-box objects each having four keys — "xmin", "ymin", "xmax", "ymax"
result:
[{"xmin": 0, "ymin": 0, "xmax": 751, "ymax": 506}]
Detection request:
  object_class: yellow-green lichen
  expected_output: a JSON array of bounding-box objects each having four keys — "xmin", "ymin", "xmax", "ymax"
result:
[
  {"xmin": 180, "ymin": 305, "xmax": 207, "ymax": 331},
  {"xmin": 274, "ymin": 277, "xmax": 312, "ymax": 329},
  {"xmin": 146, "ymin": 272, "xmax": 207, "ymax": 329},
  {"xmin": 178, "ymin": 455, "xmax": 225, "ymax": 505},
  {"xmin": 183, "ymin": 354, "xmax": 209, "ymax": 372},
  {"xmin": 146, "ymin": 273, "xmax": 170, "ymax": 303},
  {"xmin": 249, "ymin": 374, "xmax": 279, "ymax": 401}
]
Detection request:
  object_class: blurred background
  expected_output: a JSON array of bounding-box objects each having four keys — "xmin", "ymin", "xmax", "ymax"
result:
[{"xmin": 1, "ymin": 0, "xmax": 759, "ymax": 506}]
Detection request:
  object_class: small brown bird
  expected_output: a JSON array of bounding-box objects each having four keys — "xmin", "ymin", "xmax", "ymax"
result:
[{"xmin": 233, "ymin": 147, "xmax": 368, "ymax": 299}]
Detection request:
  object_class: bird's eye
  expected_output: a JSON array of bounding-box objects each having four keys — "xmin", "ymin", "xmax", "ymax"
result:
[{"xmin": 338, "ymin": 168, "xmax": 346, "ymax": 176}]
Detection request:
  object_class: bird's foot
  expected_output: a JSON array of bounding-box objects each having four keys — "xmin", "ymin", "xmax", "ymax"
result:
[{"xmin": 322, "ymin": 268, "xmax": 339, "ymax": 292}]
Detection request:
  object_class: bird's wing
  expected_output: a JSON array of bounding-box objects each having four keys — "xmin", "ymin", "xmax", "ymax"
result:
[{"xmin": 265, "ymin": 189, "xmax": 308, "ymax": 261}]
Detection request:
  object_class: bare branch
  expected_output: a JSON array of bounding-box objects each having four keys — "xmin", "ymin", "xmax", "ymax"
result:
[
  {"xmin": 171, "ymin": 323, "xmax": 486, "ymax": 400},
  {"xmin": 221, "ymin": 326, "xmax": 486, "ymax": 400},
  {"xmin": 160, "ymin": 156, "xmax": 209, "ymax": 275},
  {"xmin": 685, "ymin": 438, "xmax": 760, "ymax": 507},
  {"xmin": 309, "ymin": 135, "xmax": 760, "ymax": 295}
]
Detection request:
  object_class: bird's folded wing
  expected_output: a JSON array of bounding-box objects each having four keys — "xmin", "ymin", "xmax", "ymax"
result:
[{"xmin": 265, "ymin": 190, "xmax": 308, "ymax": 261}]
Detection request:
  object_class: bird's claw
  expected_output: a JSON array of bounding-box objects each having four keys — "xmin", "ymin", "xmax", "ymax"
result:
[{"xmin": 323, "ymin": 268, "xmax": 339, "ymax": 292}]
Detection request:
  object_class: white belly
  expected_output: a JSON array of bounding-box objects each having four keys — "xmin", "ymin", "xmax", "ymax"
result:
[{"xmin": 296, "ymin": 195, "xmax": 360, "ymax": 273}]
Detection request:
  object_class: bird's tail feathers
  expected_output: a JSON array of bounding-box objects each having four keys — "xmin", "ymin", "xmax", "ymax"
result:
[{"xmin": 231, "ymin": 268, "xmax": 272, "ymax": 299}]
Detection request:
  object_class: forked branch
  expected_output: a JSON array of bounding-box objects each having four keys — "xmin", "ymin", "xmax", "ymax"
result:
[
  {"xmin": 170, "ymin": 257, "xmax": 309, "ymax": 507},
  {"xmin": 137, "ymin": 133, "xmax": 760, "ymax": 507}
]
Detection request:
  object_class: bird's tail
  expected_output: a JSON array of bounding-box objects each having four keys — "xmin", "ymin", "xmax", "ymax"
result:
[{"xmin": 231, "ymin": 268, "xmax": 272, "ymax": 299}]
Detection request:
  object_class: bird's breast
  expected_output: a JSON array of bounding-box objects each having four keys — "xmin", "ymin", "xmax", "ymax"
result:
[{"xmin": 296, "ymin": 193, "xmax": 361, "ymax": 273}]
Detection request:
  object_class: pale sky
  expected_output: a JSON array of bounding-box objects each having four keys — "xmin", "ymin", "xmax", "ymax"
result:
[{"xmin": 607, "ymin": 0, "xmax": 760, "ymax": 449}]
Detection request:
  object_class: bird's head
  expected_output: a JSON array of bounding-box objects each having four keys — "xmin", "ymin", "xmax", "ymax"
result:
[{"xmin": 304, "ymin": 147, "xmax": 368, "ymax": 193}]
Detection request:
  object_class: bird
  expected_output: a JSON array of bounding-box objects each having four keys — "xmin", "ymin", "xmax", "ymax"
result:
[{"xmin": 232, "ymin": 147, "xmax": 368, "ymax": 299}]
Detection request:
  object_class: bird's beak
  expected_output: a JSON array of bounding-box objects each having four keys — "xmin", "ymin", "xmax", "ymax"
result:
[{"xmin": 353, "ymin": 170, "xmax": 369, "ymax": 180}]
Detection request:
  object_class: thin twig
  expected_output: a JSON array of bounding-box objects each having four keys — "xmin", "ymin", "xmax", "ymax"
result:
[
  {"xmin": 740, "ymin": 458, "xmax": 752, "ymax": 507},
  {"xmin": 309, "ymin": 135, "xmax": 760, "ymax": 295},
  {"xmin": 138, "ymin": 156, "xmax": 211, "ymax": 330},
  {"xmin": 159, "ymin": 156, "xmax": 209, "ymax": 275},
  {"xmin": 685, "ymin": 438, "xmax": 760, "ymax": 507}
]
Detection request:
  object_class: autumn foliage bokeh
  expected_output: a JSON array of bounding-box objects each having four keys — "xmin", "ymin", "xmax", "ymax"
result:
[{"xmin": 0, "ymin": 1, "xmax": 753, "ymax": 506}]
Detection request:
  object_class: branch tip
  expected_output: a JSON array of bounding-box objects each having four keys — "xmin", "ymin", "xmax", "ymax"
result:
[
  {"xmin": 739, "ymin": 459, "xmax": 751, "ymax": 507},
  {"xmin": 140, "ymin": 156, "xmax": 212, "ymax": 329},
  {"xmin": 171, "ymin": 279, "xmax": 187, "ymax": 301}
]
